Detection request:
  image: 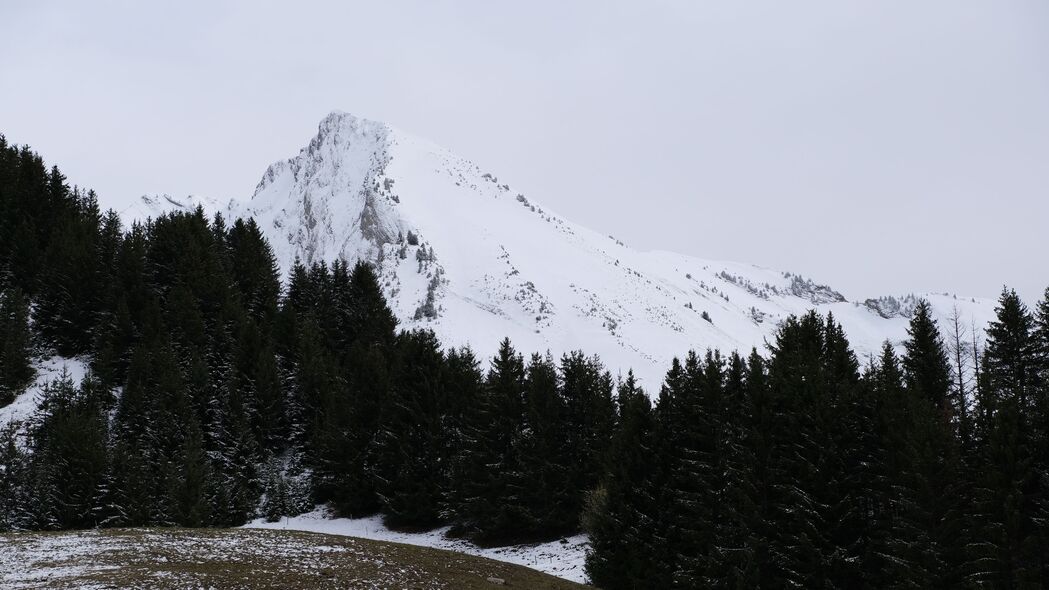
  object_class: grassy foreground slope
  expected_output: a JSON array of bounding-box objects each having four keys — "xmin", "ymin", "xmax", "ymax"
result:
[{"xmin": 0, "ymin": 527, "xmax": 591, "ymax": 589}]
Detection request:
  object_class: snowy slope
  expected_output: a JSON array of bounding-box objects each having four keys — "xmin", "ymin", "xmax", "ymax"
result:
[
  {"xmin": 136, "ymin": 112, "xmax": 997, "ymax": 388},
  {"xmin": 245, "ymin": 507, "xmax": 589, "ymax": 584},
  {"xmin": 0, "ymin": 357, "xmax": 89, "ymax": 436}
]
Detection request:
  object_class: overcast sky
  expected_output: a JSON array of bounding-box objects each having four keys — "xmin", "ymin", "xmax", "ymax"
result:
[{"xmin": 2, "ymin": 1, "xmax": 1047, "ymax": 301}]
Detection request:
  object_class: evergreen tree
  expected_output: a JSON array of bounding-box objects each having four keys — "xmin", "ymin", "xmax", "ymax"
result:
[
  {"xmin": 665, "ymin": 350, "xmax": 724, "ymax": 588},
  {"xmin": 714, "ymin": 351, "xmax": 761, "ymax": 587},
  {"xmin": 899, "ymin": 301, "xmax": 968, "ymax": 587},
  {"xmin": 226, "ymin": 218, "xmax": 280, "ymax": 327},
  {"xmin": 0, "ymin": 287, "xmax": 33, "ymax": 405},
  {"xmin": 1035, "ymin": 287, "xmax": 1049, "ymax": 377},
  {"xmin": 864, "ymin": 343, "xmax": 938, "ymax": 587},
  {"xmin": 984, "ymin": 288, "xmax": 1039, "ymax": 410},
  {"xmin": 559, "ymin": 351, "xmax": 615, "ymax": 523},
  {"xmin": 374, "ymin": 329, "xmax": 448, "ymax": 529},
  {"xmin": 0, "ymin": 424, "xmax": 28, "ymax": 531},
  {"xmin": 33, "ymin": 190, "xmax": 104, "ymax": 355},
  {"xmin": 903, "ymin": 299, "xmax": 953, "ymax": 419},
  {"xmin": 762, "ymin": 311, "xmax": 859, "ymax": 588},
  {"xmin": 311, "ymin": 259, "xmax": 398, "ymax": 517},
  {"xmin": 442, "ymin": 345, "xmax": 485, "ymax": 517},
  {"xmin": 584, "ymin": 371, "xmax": 655, "ymax": 589},
  {"xmin": 1034, "ymin": 286, "xmax": 1049, "ymax": 586},
  {"xmin": 967, "ymin": 287, "xmax": 1042, "ymax": 586},
  {"xmin": 518, "ymin": 352, "xmax": 572, "ymax": 538},
  {"xmin": 24, "ymin": 373, "xmax": 110, "ymax": 529},
  {"xmin": 452, "ymin": 338, "xmax": 528, "ymax": 543}
]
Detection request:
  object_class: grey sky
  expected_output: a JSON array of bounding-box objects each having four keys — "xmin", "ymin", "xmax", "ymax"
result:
[{"xmin": 3, "ymin": 1, "xmax": 1047, "ymax": 301}]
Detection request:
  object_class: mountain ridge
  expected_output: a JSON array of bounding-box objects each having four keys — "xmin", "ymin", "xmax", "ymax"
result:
[{"xmin": 132, "ymin": 111, "xmax": 996, "ymax": 387}]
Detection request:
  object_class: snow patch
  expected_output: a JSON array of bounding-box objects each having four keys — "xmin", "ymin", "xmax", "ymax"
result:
[
  {"xmin": 0, "ymin": 356, "xmax": 90, "ymax": 434},
  {"xmin": 245, "ymin": 506, "xmax": 589, "ymax": 584}
]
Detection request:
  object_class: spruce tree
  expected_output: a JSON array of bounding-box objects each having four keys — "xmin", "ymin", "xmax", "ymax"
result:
[
  {"xmin": 374, "ymin": 329, "xmax": 448, "ymax": 529},
  {"xmin": 643, "ymin": 358, "xmax": 686, "ymax": 589},
  {"xmin": 584, "ymin": 371, "xmax": 655, "ymax": 589},
  {"xmin": 984, "ymin": 288, "xmax": 1039, "ymax": 409},
  {"xmin": 900, "ymin": 301, "xmax": 967, "ymax": 587},
  {"xmin": 1035, "ymin": 286, "xmax": 1049, "ymax": 377},
  {"xmin": 0, "ymin": 287, "xmax": 33, "ymax": 406},
  {"xmin": 225, "ymin": 218, "xmax": 280, "ymax": 327},
  {"xmin": 862, "ymin": 343, "xmax": 938, "ymax": 587},
  {"xmin": 559, "ymin": 351, "xmax": 615, "ymax": 523},
  {"xmin": 903, "ymin": 299, "xmax": 953, "ymax": 418},
  {"xmin": 715, "ymin": 351, "xmax": 760, "ymax": 587},
  {"xmin": 443, "ymin": 345, "xmax": 484, "ymax": 517},
  {"xmin": 967, "ymin": 287, "xmax": 1041, "ymax": 586},
  {"xmin": 1034, "ymin": 285, "xmax": 1049, "ymax": 585},
  {"xmin": 666, "ymin": 350, "xmax": 724, "ymax": 588},
  {"xmin": 33, "ymin": 191, "xmax": 103, "ymax": 356},
  {"xmin": 0, "ymin": 424, "xmax": 28, "ymax": 531},
  {"xmin": 763, "ymin": 311, "xmax": 859, "ymax": 588},
  {"xmin": 25, "ymin": 373, "xmax": 110, "ymax": 529},
  {"xmin": 452, "ymin": 338, "xmax": 528, "ymax": 543},
  {"xmin": 518, "ymin": 352, "xmax": 572, "ymax": 538}
]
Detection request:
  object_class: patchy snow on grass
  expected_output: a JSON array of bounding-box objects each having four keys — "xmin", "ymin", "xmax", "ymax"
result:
[
  {"xmin": 0, "ymin": 530, "xmax": 120, "ymax": 587},
  {"xmin": 1, "ymin": 527, "xmax": 586, "ymax": 589},
  {"xmin": 245, "ymin": 506, "xmax": 590, "ymax": 584}
]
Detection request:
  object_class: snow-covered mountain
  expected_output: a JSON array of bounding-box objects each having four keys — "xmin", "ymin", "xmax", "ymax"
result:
[{"xmin": 135, "ymin": 111, "xmax": 996, "ymax": 388}]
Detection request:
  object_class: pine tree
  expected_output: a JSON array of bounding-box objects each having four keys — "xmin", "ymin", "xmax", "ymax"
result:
[
  {"xmin": 344, "ymin": 260, "xmax": 398, "ymax": 349},
  {"xmin": 866, "ymin": 343, "xmax": 939, "ymax": 587},
  {"xmin": 442, "ymin": 345, "xmax": 484, "ymax": 516},
  {"xmin": 1034, "ymin": 286, "xmax": 1049, "ymax": 372},
  {"xmin": 584, "ymin": 371, "xmax": 655, "ymax": 589},
  {"xmin": 226, "ymin": 218, "xmax": 280, "ymax": 327},
  {"xmin": 559, "ymin": 351, "xmax": 615, "ymax": 524},
  {"xmin": 172, "ymin": 417, "xmax": 212, "ymax": 527},
  {"xmin": 25, "ymin": 372, "xmax": 110, "ymax": 529},
  {"xmin": 311, "ymin": 259, "xmax": 398, "ymax": 517},
  {"xmin": 0, "ymin": 287, "xmax": 33, "ymax": 406},
  {"xmin": 714, "ymin": 351, "xmax": 761, "ymax": 587},
  {"xmin": 374, "ymin": 329, "xmax": 448, "ymax": 529},
  {"xmin": 762, "ymin": 311, "xmax": 859, "ymax": 588},
  {"xmin": 643, "ymin": 358, "xmax": 686, "ymax": 589},
  {"xmin": 518, "ymin": 352, "xmax": 572, "ymax": 538},
  {"xmin": 899, "ymin": 301, "xmax": 968, "ymax": 587},
  {"xmin": 452, "ymin": 338, "xmax": 528, "ymax": 543},
  {"xmin": 33, "ymin": 190, "xmax": 104, "ymax": 356},
  {"xmin": 0, "ymin": 424, "xmax": 28, "ymax": 531},
  {"xmin": 665, "ymin": 350, "xmax": 724, "ymax": 588},
  {"xmin": 903, "ymin": 299, "xmax": 953, "ymax": 419},
  {"xmin": 1034, "ymin": 285, "xmax": 1049, "ymax": 586},
  {"xmin": 984, "ymin": 288, "xmax": 1039, "ymax": 410},
  {"xmin": 743, "ymin": 348, "xmax": 777, "ymax": 587},
  {"xmin": 967, "ymin": 287, "xmax": 1042, "ymax": 586}
]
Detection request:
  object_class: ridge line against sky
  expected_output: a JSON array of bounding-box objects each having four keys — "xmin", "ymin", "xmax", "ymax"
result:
[{"xmin": 2, "ymin": 1, "xmax": 1047, "ymax": 300}]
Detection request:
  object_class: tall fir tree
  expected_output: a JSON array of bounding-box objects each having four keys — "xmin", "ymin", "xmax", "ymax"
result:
[
  {"xmin": 0, "ymin": 287, "xmax": 33, "ymax": 405},
  {"xmin": 374, "ymin": 329, "xmax": 448, "ymax": 529},
  {"xmin": 584, "ymin": 371, "xmax": 656, "ymax": 589},
  {"xmin": 518, "ymin": 352, "xmax": 574, "ymax": 537},
  {"xmin": 968, "ymin": 287, "xmax": 1042, "ymax": 586},
  {"xmin": 559, "ymin": 351, "xmax": 615, "ymax": 524},
  {"xmin": 452, "ymin": 338, "xmax": 529, "ymax": 543}
]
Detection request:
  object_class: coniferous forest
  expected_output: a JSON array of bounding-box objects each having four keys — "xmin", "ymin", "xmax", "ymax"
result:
[{"xmin": 2, "ymin": 137, "xmax": 1049, "ymax": 589}]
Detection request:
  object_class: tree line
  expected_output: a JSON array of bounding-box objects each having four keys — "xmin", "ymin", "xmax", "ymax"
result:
[
  {"xmin": 0, "ymin": 137, "xmax": 616, "ymax": 543},
  {"xmin": 3, "ymin": 137, "xmax": 1049, "ymax": 588}
]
